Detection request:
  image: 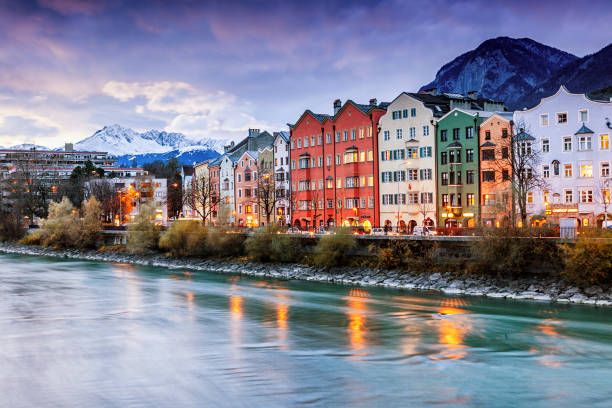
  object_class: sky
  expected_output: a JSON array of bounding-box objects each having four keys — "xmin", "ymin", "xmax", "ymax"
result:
[{"xmin": 0, "ymin": 0, "xmax": 610, "ymax": 148}]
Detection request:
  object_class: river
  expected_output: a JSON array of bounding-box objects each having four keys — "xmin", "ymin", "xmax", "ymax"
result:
[{"xmin": 0, "ymin": 254, "xmax": 611, "ymax": 407}]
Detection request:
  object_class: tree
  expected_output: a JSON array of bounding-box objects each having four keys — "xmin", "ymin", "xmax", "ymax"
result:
[
  {"xmin": 39, "ymin": 197, "xmax": 80, "ymax": 247},
  {"xmin": 86, "ymin": 179, "xmax": 120, "ymax": 223},
  {"xmin": 144, "ymin": 158, "xmax": 182, "ymax": 219},
  {"xmin": 256, "ymin": 171, "xmax": 279, "ymax": 225},
  {"xmin": 80, "ymin": 197, "xmax": 103, "ymax": 248},
  {"xmin": 417, "ymin": 191, "xmax": 435, "ymax": 226},
  {"xmin": 597, "ymin": 177, "xmax": 611, "ymax": 227},
  {"xmin": 491, "ymin": 120, "xmax": 547, "ymax": 227},
  {"xmin": 309, "ymin": 186, "xmax": 324, "ymax": 229},
  {"xmin": 127, "ymin": 201, "xmax": 160, "ymax": 253},
  {"xmin": 183, "ymin": 174, "xmax": 216, "ymax": 224}
]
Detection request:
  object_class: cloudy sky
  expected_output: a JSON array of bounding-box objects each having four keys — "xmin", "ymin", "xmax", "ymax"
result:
[{"xmin": 0, "ymin": 0, "xmax": 610, "ymax": 148}]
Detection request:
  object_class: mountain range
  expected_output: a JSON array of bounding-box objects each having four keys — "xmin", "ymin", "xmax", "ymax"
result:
[{"xmin": 420, "ymin": 37, "xmax": 612, "ymax": 109}]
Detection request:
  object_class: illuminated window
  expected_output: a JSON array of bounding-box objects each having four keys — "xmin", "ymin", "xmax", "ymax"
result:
[
  {"xmin": 580, "ymin": 190, "xmax": 593, "ymax": 203},
  {"xmin": 564, "ymin": 164, "xmax": 573, "ymax": 177},
  {"xmin": 601, "ymin": 134, "xmax": 609, "ymax": 150},
  {"xmin": 527, "ymin": 192, "xmax": 534, "ymax": 204},
  {"xmin": 579, "ymin": 164, "xmax": 593, "ymax": 178}
]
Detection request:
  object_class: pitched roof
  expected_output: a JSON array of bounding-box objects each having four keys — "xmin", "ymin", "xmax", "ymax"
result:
[
  {"xmin": 274, "ymin": 131, "xmax": 290, "ymax": 142},
  {"xmin": 480, "ymin": 141, "xmax": 496, "ymax": 147},
  {"xmin": 575, "ymin": 123, "xmax": 594, "ymax": 135},
  {"xmin": 516, "ymin": 130, "xmax": 535, "ymax": 141}
]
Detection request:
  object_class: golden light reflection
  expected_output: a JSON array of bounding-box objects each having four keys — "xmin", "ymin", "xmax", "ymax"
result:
[
  {"xmin": 430, "ymin": 301, "xmax": 472, "ymax": 361},
  {"xmin": 230, "ymin": 295, "xmax": 242, "ymax": 317},
  {"xmin": 533, "ymin": 318, "xmax": 564, "ymax": 368},
  {"xmin": 186, "ymin": 292, "xmax": 194, "ymax": 310},
  {"xmin": 345, "ymin": 288, "xmax": 369, "ymax": 351}
]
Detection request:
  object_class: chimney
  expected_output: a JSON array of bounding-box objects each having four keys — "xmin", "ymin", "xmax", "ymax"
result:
[
  {"xmin": 248, "ymin": 129, "xmax": 260, "ymax": 137},
  {"xmin": 333, "ymin": 99, "xmax": 342, "ymax": 114},
  {"xmin": 421, "ymin": 88, "xmax": 438, "ymax": 96},
  {"xmin": 224, "ymin": 141, "xmax": 235, "ymax": 152},
  {"xmin": 65, "ymin": 143, "xmax": 74, "ymax": 152},
  {"xmin": 467, "ymin": 91, "xmax": 478, "ymax": 100},
  {"xmin": 369, "ymin": 98, "xmax": 377, "ymax": 107}
]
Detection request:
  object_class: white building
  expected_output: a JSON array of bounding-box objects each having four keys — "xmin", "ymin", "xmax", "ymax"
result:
[
  {"xmin": 273, "ymin": 131, "xmax": 291, "ymax": 225},
  {"xmin": 377, "ymin": 93, "xmax": 439, "ymax": 231},
  {"xmin": 219, "ymin": 155, "xmax": 237, "ymax": 224},
  {"xmin": 514, "ymin": 86, "xmax": 612, "ymax": 227}
]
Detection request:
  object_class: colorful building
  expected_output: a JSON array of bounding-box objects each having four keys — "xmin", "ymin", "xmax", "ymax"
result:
[
  {"xmin": 290, "ymin": 98, "xmax": 387, "ymax": 231},
  {"xmin": 273, "ymin": 131, "xmax": 291, "ymax": 225},
  {"xmin": 479, "ymin": 113, "xmax": 514, "ymax": 227},
  {"xmin": 514, "ymin": 85, "xmax": 612, "ymax": 227}
]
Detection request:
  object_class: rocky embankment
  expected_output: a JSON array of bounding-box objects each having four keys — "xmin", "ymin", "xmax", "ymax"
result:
[{"xmin": 1, "ymin": 243, "xmax": 611, "ymax": 307}]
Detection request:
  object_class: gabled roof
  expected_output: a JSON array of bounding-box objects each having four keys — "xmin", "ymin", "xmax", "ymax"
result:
[
  {"xmin": 274, "ymin": 131, "xmax": 290, "ymax": 143},
  {"xmin": 480, "ymin": 141, "xmax": 496, "ymax": 147},
  {"xmin": 516, "ymin": 130, "xmax": 535, "ymax": 141},
  {"xmin": 575, "ymin": 123, "xmax": 594, "ymax": 135}
]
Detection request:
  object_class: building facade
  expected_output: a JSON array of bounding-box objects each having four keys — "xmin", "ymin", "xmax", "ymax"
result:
[
  {"xmin": 514, "ymin": 86, "xmax": 612, "ymax": 227},
  {"xmin": 377, "ymin": 93, "xmax": 440, "ymax": 232},
  {"xmin": 273, "ymin": 131, "xmax": 291, "ymax": 225},
  {"xmin": 290, "ymin": 99, "xmax": 387, "ymax": 231},
  {"xmin": 235, "ymin": 151, "xmax": 259, "ymax": 227},
  {"xmin": 479, "ymin": 113, "xmax": 514, "ymax": 227}
]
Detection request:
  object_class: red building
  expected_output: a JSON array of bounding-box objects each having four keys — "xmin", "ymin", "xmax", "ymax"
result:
[{"xmin": 290, "ymin": 99, "xmax": 387, "ymax": 231}]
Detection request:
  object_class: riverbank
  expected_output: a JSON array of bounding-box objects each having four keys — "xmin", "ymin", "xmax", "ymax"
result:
[{"xmin": 1, "ymin": 242, "xmax": 611, "ymax": 307}]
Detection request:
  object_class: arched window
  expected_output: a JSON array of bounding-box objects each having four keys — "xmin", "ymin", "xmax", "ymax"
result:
[{"xmin": 552, "ymin": 160, "xmax": 560, "ymax": 176}]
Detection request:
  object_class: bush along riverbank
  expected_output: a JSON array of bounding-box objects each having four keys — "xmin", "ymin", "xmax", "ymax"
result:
[{"xmin": 4, "ymin": 204, "xmax": 612, "ymax": 307}]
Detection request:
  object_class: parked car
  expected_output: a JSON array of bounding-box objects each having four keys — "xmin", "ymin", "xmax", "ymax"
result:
[
  {"xmin": 371, "ymin": 227, "xmax": 386, "ymax": 236},
  {"xmin": 413, "ymin": 226, "xmax": 436, "ymax": 236},
  {"xmin": 287, "ymin": 227, "xmax": 301, "ymax": 234}
]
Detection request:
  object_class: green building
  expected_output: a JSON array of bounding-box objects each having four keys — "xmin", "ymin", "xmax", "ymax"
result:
[{"xmin": 436, "ymin": 109, "xmax": 487, "ymax": 228}]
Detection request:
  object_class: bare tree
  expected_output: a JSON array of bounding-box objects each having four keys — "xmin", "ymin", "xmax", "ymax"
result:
[
  {"xmin": 256, "ymin": 171, "xmax": 280, "ymax": 225},
  {"xmin": 309, "ymin": 186, "xmax": 323, "ymax": 229},
  {"xmin": 417, "ymin": 191, "xmax": 435, "ymax": 226},
  {"xmin": 183, "ymin": 174, "xmax": 216, "ymax": 225},
  {"xmin": 490, "ymin": 119, "xmax": 547, "ymax": 227},
  {"xmin": 597, "ymin": 177, "xmax": 611, "ymax": 227},
  {"xmin": 86, "ymin": 179, "xmax": 120, "ymax": 223}
]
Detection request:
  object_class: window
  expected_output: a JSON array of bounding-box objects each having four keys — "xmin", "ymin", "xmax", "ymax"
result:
[
  {"xmin": 543, "ymin": 165, "xmax": 550, "ymax": 178},
  {"xmin": 423, "ymin": 125, "xmax": 430, "ymax": 136},
  {"xmin": 441, "ymin": 152, "xmax": 448, "ymax": 164},
  {"xmin": 367, "ymin": 150, "xmax": 373, "ymax": 161},
  {"xmin": 327, "ymin": 199, "xmax": 333, "ymax": 209},
  {"xmin": 441, "ymin": 172, "xmax": 448, "ymax": 185},
  {"xmin": 410, "ymin": 108, "xmax": 416, "ymax": 117},
  {"xmin": 336, "ymin": 178, "xmax": 342, "ymax": 188},
  {"xmin": 304, "ymin": 137, "xmax": 308, "ymax": 148},
  {"xmin": 327, "ymin": 179, "xmax": 333, "ymax": 189},
  {"xmin": 580, "ymin": 189, "xmax": 593, "ymax": 203},
  {"xmin": 360, "ymin": 151, "xmax": 366, "ymax": 162},
  {"xmin": 297, "ymin": 139, "xmax": 302, "ymax": 148},
  {"xmin": 441, "ymin": 130, "xmax": 448, "ymax": 142},
  {"xmin": 291, "ymin": 140, "xmax": 295, "ymax": 149},
  {"xmin": 520, "ymin": 141, "xmax": 532, "ymax": 155},
  {"xmin": 343, "ymin": 130, "xmax": 348, "ymax": 141},
  {"xmin": 602, "ymin": 162, "xmax": 610, "ymax": 177},
  {"xmin": 552, "ymin": 160, "xmax": 560, "ymax": 176},
  {"xmin": 407, "ymin": 193, "xmax": 418, "ymax": 204},
  {"xmin": 483, "ymin": 194, "xmax": 495, "ymax": 206},
  {"xmin": 335, "ymin": 132, "xmax": 340, "ymax": 142},
  {"xmin": 291, "ymin": 160, "xmax": 296, "ymax": 170},
  {"xmin": 482, "ymin": 149, "xmax": 495, "ymax": 161},
  {"xmin": 449, "ymin": 150, "xmax": 460, "ymax": 163},
  {"xmin": 579, "ymin": 109, "xmax": 588, "ymax": 122},
  {"xmin": 564, "ymin": 163, "xmax": 573, "ymax": 177},
  {"xmin": 557, "ymin": 112, "xmax": 567, "ymax": 124},
  {"xmin": 351, "ymin": 129, "xmax": 356, "ymax": 140},
  {"xmin": 580, "ymin": 164, "xmax": 593, "ymax": 177},
  {"xmin": 527, "ymin": 192, "xmax": 533, "ymax": 204},
  {"xmin": 502, "ymin": 147, "xmax": 509, "ymax": 159},
  {"xmin": 407, "ymin": 147, "xmax": 418, "ymax": 158},
  {"xmin": 482, "ymin": 170, "xmax": 495, "ymax": 182},
  {"xmin": 601, "ymin": 134, "xmax": 609, "ymax": 150},
  {"xmin": 245, "ymin": 172, "xmax": 251, "ymax": 181},
  {"xmin": 336, "ymin": 154, "xmax": 341, "ymax": 165},
  {"xmin": 402, "ymin": 109, "xmax": 408, "ymax": 118},
  {"xmin": 579, "ymin": 136, "xmax": 592, "ymax": 151},
  {"xmin": 345, "ymin": 176, "xmax": 358, "ymax": 188},
  {"xmin": 542, "ymin": 139, "xmax": 550, "ymax": 153},
  {"xmin": 485, "ymin": 130, "xmax": 491, "ymax": 140},
  {"xmin": 392, "ymin": 111, "xmax": 401, "ymax": 120},
  {"xmin": 453, "ymin": 128, "xmax": 460, "ymax": 140},
  {"xmin": 326, "ymin": 132, "xmax": 331, "ymax": 144},
  {"xmin": 368, "ymin": 175, "xmax": 374, "ymax": 186},
  {"xmin": 407, "ymin": 169, "xmax": 418, "ymax": 181},
  {"xmin": 544, "ymin": 191, "xmax": 549, "ymax": 203},
  {"xmin": 318, "ymin": 156, "xmax": 323, "ymax": 167},
  {"xmin": 344, "ymin": 151, "xmax": 358, "ymax": 164},
  {"xmin": 326, "ymin": 155, "xmax": 332, "ymax": 166},
  {"xmin": 466, "ymin": 170, "xmax": 474, "ymax": 184},
  {"xmin": 465, "ymin": 127, "xmax": 473, "ymax": 139},
  {"xmin": 409, "ymin": 127, "xmax": 416, "ymax": 138},
  {"xmin": 502, "ymin": 169, "xmax": 510, "ymax": 181},
  {"xmin": 318, "ymin": 134, "xmax": 322, "ymax": 145},
  {"xmin": 466, "ymin": 149, "xmax": 474, "ymax": 162},
  {"xmin": 319, "ymin": 179, "xmax": 324, "ymax": 190},
  {"xmin": 419, "ymin": 146, "xmax": 432, "ymax": 157},
  {"xmin": 312, "ymin": 135, "xmax": 316, "ymax": 146},
  {"xmin": 396, "ymin": 129, "xmax": 403, "ymax": 139},
  {"xmin": 540, "ymin": 114, "xmax": 549, "ymax": 126},
  {"xmin": 563, "ymin": 137, "xmax": 572, "ymax": 152},
  {"xmin": 419, "ymin": 169, "xmax": 432, "ymax": 180},
  {"xmin": 565, "ymin": 189, "xmax": 573, "ymax": 203},
  {"xmin": 603, "ymin": 190, "xmax": 611, "ymax": 204},
  {"xmin": 502, "ymin": 128, "xmax": 508, "ymax": 138},
  {"xmin": 359, "ymin": 127, "xmax": 365, "ymax": 139},
  {"xmin": 466, "ymin": 193, "xmax": 475, "ymax": 206},
  {"xmin": 421, "ymin": 192, "xmax": 433, "ymax": 204},
  {"xmin": 383, "ymin": 130, "xmax": 390, "ymax": 141},
  {"xmin": 442, "ymin": 194, "xmax": 449, "ymax": 207}
]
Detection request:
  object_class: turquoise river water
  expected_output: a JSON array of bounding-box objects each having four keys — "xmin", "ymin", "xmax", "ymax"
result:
[{"xmin": 0, "ymin": 254, "xmax": 611, "ymax": 407}]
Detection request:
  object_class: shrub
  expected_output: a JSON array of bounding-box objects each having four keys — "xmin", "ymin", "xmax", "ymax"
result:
[
  {"xmin": 372, "ymin": 240, "xmax": 436, "ymax": 271},
  {"xmin": 159, "ymin": 220, "xmax": 208, "ymax": 257},
  {"xmin": 127, "ymin": 202, "xmax": 160, "ymax": 253},
  {"xmin": 19, "ymin": 230, "xmax": 43, "ymax": 246},
  {"xmin": 244, "ymin": 224, "xmax": 304, "ymax": 263},
  {"xmin": 79, "ymin": 197, "xmax": 103, "ymax": 249},
  {"xmin": 312, "ymin": 228, "xmax": 357, "ymax": 267},
  {"xmin": 561, "ymin": 234, "xmax": 612, "ymax": 286},
  {"xmin": 206, "ymin": 227, "xmax": 245, "ymax": 258},
  {"xmin": 0, "ymin": 209, "xmax": 26, "ymax": 242},
  {"xmin": 469, "ymin": 227, "xmax": 561, "ymax": 277},
  {"xmin": 39, "ymin": 197, "xmax": 80, "ymax": 248}
]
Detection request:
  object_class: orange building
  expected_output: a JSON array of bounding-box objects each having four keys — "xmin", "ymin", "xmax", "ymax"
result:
[{"xmin": 479, "ymin": 113, "xmax": 514, "ymax": 227}]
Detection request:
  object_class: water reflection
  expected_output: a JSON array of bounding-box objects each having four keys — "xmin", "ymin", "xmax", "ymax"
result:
[
  {"xmin": 345, "ymin": 288, "xmax": 369, "ymax": 352},
  {"xmin": 431, "ymin": 299, "xmax": 471, "ymax": 360}
]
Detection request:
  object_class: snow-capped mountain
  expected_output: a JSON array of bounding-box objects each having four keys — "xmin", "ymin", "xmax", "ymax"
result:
[
  {"xmin": 8, "ymin": 143, "xmax": 51, "ymax": 151},
  {"xmin": 74, "ymin": 124, "xmax": 227, "ymax": 156},
  {"xmin": 420, "ymin": 37, "xmax": 579, "ymax": 109}
]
